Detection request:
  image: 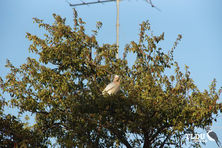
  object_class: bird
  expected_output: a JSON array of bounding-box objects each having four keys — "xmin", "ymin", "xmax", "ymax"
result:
[
  {"xmin": 102, "ymin": 75, "xmax": 120, "ymax": 95},
  {"xmin": 206, "ymin": 127, "xmax": 222, "ymax": 148}
]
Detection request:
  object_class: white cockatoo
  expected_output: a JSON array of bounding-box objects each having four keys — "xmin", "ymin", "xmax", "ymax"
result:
[{"xmin": 102, "ymin": 75, "xmax": 120, "ymax": 95}]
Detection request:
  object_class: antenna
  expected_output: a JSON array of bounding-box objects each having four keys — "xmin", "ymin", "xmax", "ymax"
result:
[
  {"xmin": 116, "ymin": 0, "xmax": 119, "ymax": 59},
  {"xmin": 68, "ymin": 0, "xmax": 158, "ymax": 59},
  {"xmin": 68, "ymin": 0, "xmax": 116, "ymax": 7},
  {"xmin": 68, "ymin": 0, "xmax": 120, "ymax": 59}
]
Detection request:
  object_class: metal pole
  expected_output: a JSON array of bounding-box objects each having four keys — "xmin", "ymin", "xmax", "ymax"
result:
[
  {"xmin": 69, "ymin": 0, "xmax": 116, "ymax": 7},
  {"xmin": 116, "ymin": 0, "xmax": 119, "ymax": 59}
]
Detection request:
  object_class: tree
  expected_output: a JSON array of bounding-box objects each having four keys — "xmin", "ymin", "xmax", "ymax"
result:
[
  {"xmin": 0, "ymin": 98, "xmax": 47, "ymax": 147},
  {"xmin": 0, "ymin": 10, "xmax": 222, "ymax": 147}
]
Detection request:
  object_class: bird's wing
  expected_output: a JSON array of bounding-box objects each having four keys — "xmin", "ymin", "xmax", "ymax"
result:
[
  {"xmin": 209, "ymin": 132, "xmax": 219, "ymax": 141},
  {"xmin": 102, "ymin": 82, "xmax": 116, "ymax": 94}
]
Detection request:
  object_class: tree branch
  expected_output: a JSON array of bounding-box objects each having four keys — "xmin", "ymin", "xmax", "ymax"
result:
[
  {"xmin": 159, "ymin": 134, "xmax": 171, "ymax": 148},
  {"xmin": 143, "ymin": 131, "xmax": 150, "ymax": 148},
  {"xmin": 149, "ymin": 124, "xmax": 169, "ymax": 143},
  {"xmin": 104, "ymin": 122, "xmax": 132, "ymax": 148}
]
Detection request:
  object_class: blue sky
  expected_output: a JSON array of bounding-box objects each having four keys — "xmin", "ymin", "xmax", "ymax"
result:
[{"xmin": 0, "ymin": 0, "xmax": 222, "ymax": 147}]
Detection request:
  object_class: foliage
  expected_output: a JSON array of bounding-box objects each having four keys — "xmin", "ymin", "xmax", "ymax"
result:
[
  {"xmin": 0, "ymin": 10, "xmax": 222, "ymax": 147},
  {"xmin": 0, "ymin": 99, "xmax": 47, "ymax": 147}
]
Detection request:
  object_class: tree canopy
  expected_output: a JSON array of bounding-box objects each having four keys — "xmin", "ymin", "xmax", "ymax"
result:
[{"xmin": 0, "ymin": 10, "xmax": 222, "ymax": 147}]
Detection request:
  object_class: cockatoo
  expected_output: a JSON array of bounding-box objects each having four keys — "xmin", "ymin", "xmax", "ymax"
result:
[{"xmin": 102, "ymin": 75, "xmax": 120, "ymax": 95}]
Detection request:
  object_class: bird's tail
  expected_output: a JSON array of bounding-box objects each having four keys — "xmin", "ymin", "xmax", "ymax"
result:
[{"xmin": 216, "ymin": 140, "xmax": 222, "ymax": 148}]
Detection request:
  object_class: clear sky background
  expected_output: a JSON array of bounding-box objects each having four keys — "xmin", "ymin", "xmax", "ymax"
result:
[{"xmin": 0, "ymin": 0, "xmax": 222, "ymax": 147}]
